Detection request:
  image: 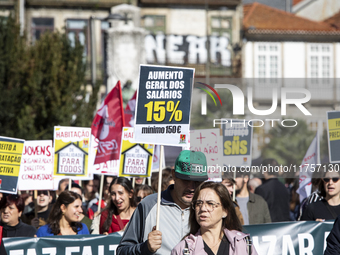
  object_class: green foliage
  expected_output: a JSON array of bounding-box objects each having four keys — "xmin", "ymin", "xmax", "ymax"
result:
[
  {"xmin": 0, "ymin": 16, "xmax": 98, "ymax": 140},
  {"xmin": 261, "ymin": 119, "xmax": 315, "ymax": 166}
]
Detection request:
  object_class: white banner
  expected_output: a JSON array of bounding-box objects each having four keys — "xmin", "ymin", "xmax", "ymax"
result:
[{"xmin": 297, "ymin": 133, "xmax": 320, "ymax": 203}]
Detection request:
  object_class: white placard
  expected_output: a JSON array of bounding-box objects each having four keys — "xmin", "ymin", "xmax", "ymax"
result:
[{"xmin": 18, "ymin": 140, "xmax": 54, "ymax": 190}]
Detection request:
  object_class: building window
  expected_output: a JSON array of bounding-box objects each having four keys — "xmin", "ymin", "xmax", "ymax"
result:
[
  {"xmin": 270, "ymin": 56, "xmax": 278, "ymax": 78},
  {"xmin": 66, "ymin": 19, "xmax": 88, "ymax": 57},
  {"xmin": 32, "ymin": 18, "xmax": 54, "ymax": 43},
  {"xmin": 322, "ymin": 56, "xmax": 330, "ymax": 78},
  {"xmin": 211, "ymin": 16, "xmax": 232, "ymax": 38},
  {"xmin": 254, "ymin": 43, "xmax": 281, "ymax": 78},
  {"xmin": 142, "ymin": 15, "xmax": 166, "ymax": 34},
  {"xmin": 308, "ymin": 44, "xmax": 333, "ymax": 78},
  {"xmin": 258, "ymin": 56, "xmax": 266, "ymax": 78}
]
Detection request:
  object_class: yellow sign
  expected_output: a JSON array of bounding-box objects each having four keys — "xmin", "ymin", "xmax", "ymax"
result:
[
  {"xmin": 53, "ymin": 127, "xmax": 91, "ymax": 179},
  {"xmin": 119, "ymin": 127, "xmax": 154, "ymax": 178},
  {"xmin": 0, "ymin": 136, "xmax": 25, "ymax": 194},
  {"xmin": 328, "ymin": 118, "xmax": 340, "ymax": 141}
]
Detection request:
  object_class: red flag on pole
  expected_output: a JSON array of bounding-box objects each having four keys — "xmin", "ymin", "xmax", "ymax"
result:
[
  {"xmin": 124, "ymin": 90, "xmax": 137, "ymax": 127},
  {"xmin": 91, "ymin": 81, "xmax": 125, "ymax": 165}
]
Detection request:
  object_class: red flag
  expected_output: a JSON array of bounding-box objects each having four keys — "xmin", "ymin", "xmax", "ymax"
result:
[
  {"xmin": 91, "ymin": 81, "xmax": 125, "ymax": 164},
  {"xmin": 124, "ymin": 91, "xmax": 137, "ymax": 127}
]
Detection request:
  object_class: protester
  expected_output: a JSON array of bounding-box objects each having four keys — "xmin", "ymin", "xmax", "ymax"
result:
[
  {"xmin": 235, "ymin": 172, "xmax": 271, "ymax": 225},
  {"xmin": 22, "ymin": 190, "xmax": 53, "ymax": 229},
  {"xmin": 22, "ymin": 191, "xmax": 34, "ymax": 214},
  {"xmin": 324, "ymin": 214, "xmax": 340, "ymax": 254},
  {"xmin": 36, "ymin": 190, "xmax": 89, "ymax": 236},
  {"xmin": 135, "ymin": 184, "xmax": 153, "ymax": 204},
  {"xmin": 286, "ymin": 178, "xmax": 300, "ymax": 221},
  {"xmin": 221, "ymin": 172, "xmax": 244, "ymax": 225},
  {"xmin": 57, "ymin": 178, "xmax": 70, "ymax": 196},
  {"xmin": 248, "ymin": 177, "xmax": 262, "ymax": 194},
  {"xmin": 135, "ymin": 177, "xmax": 144, "ymax": 185},
  {"xmin": 66, "ymin": 183, "xmax": 93, "ymax": 232},
  {"xmin": 0, "ymin": 194, "xmax": 36, "ymax": 237},
  {"xmin": 0, "ymin": 238, "xmax": 6, "ymax": 255},
  {"xmin": 171, "ymin": 182, "xmax": 258, "ymax": 255},
  {"xmin": 298, "ymin": 172, "xmax": 323, "ymax": 220},
  {"xmin": 100, "ymin": 177, "xmax": 136, "ymax": 234},
  {"xmin": 117, "ymin": 150, "xmax": 208, "ymax": 255},
  {"xmin": 103, "ymin": 176, "xmax": 115, "ymax": 203},
  {"xmin": 83, "ymin": 176, "xmax": 100, "ymax": 210},
  {"xmin": 151, "ymin": 168, "xmax": 175, "ymax": 193},
  {"xmin": 300, "ymin": 165, "xmax": 340, "ymax": 221},
  {"xmin": 255, "ymin": 158, "xmax": 290, "ymax": 222}
]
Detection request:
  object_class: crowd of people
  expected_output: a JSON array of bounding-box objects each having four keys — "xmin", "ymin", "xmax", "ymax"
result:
[{"xmin": 1, "ymin": 150, "xmax": 340, "ymax": 254}]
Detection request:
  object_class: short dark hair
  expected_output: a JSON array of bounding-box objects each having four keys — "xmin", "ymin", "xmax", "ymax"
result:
[
  {"xmin": 65, "ymin": 183, "xmax": 82, "ymax": 192},
  {"xmin": 319, "ymin": 164, "xmax": 340, "ymax": 198},
  {"xmin": 0, "ymin": 194, "xmax": 25, "ymax": 213},
  {"xmin": 261, "ymin": 158, "xmax": 280, "ymax": 177},
  {"xmin": 58, "ymin": 178, "xmax": 69, "ymax": 191}
]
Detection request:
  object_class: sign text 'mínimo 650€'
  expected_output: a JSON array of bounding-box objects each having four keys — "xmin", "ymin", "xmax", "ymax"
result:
[{"xmin": 134, "ymin": 65, "xmax": 194, "ymax": 146}]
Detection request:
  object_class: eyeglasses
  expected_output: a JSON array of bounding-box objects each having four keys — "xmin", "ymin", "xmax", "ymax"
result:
[
  {"xmin": 38, "ymin": 190, "xmax": 49, "ymax": 196},
  {"xmin": 136, "ymin": 196, "xmax": 143, "ymax": 202},
  {"xmin": 192, "ymin": 200, "xmax": 221, "ymax": 212},
  {"xmin": 323, "ymin": 177, "xmax": 340, "ymax": 183}
]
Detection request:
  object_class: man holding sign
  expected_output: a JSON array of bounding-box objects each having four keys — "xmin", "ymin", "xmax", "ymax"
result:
[{"xmin": 117, "ymin": 150, "xmax": 208, "ymax": 255}]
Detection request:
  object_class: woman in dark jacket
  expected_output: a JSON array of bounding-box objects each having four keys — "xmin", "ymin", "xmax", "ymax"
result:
[{"xmin": 0, "ymin": 194, "xmax": 36, "ymax": 237}]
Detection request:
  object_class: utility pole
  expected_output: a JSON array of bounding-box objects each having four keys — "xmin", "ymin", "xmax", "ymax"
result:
[
  {"xmin": 205, "ymin": 0, "xmax": 210, "ymax": 85},
  {"xmin": 90, "ymin": 16, "xmax": 97, "ymax": 89}
]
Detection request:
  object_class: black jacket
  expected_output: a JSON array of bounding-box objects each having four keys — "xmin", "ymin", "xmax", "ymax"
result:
[
  {"xmin": 325, "ymin": 215, "xmax": 340, "ymax": 255},
  {"xmin": 0, "ymin": 239, "xmax": 7, "ymax": 255},
  {"xmin": 1, "ymin": 219, "xmax": 36, "ymax": 237},
  {"xmin": 255, "ymin": 178, "xmax": 290, "ymax": 222}
]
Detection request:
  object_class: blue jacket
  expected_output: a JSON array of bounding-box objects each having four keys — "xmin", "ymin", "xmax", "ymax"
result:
[{"xmin": 36, "ymin": 223, "xmax": 89, "ymax": 237}]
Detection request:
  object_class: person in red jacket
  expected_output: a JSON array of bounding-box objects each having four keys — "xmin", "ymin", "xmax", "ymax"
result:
[{"xmin": 100, "ymin": 177, "xmax": 136, "ymax": 234}]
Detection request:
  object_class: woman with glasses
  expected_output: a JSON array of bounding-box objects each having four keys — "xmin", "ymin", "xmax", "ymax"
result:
[
  {"xmin": 0, "ymin": 194, "xmax": 36, "ymax": 237},
  {"xmin": 301, "ymin": 164, "xmax": 340, "ymax": 221},
  {"xmin": 99, "ymin": 177, "xmax": 136, "ymax": 234},
  {"xmin": 171, "ymin": 182, "xmax": 258, "ymax": 255},
  {"xmin": 36, "ymin": 190, "xmax": 89, "ymax": 236}
]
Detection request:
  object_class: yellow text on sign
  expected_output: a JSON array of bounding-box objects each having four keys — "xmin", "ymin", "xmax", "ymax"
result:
[
  {"xmin": 328, "ymin": 118, "xmax": 340, "ymax": 141},
  {"xmin": 224, "ymin": 136, "xmax": 248, "ymax": 155},
  {"xmin": 144, "ymin": 101, "xmax": 183, "ymax": 122}
]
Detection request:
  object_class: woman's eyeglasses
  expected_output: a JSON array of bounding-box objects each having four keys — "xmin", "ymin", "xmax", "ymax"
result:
[
  {"xmin": 192, "ymin": 200, "xmax": 221, "ymax": 212},
  {"xmin": 323, "ymin": 177, "xmax": 340, "ymax": 183}
]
